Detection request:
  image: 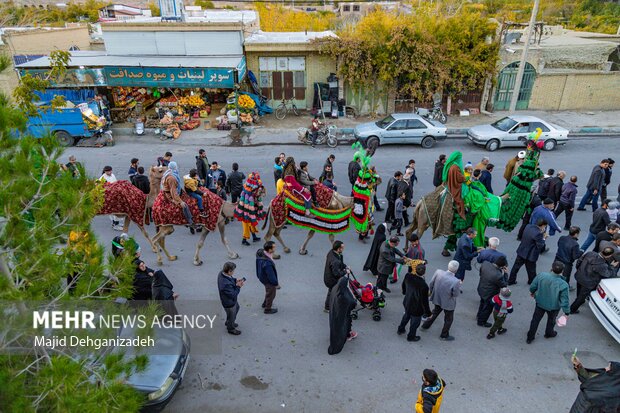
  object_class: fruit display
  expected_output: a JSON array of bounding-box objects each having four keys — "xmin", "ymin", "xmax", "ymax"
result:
[
  {"xmin": 178, "ymin": 95, "xmax": 205, "ymax": 107},
  {"xmin": 239, "ymin": 112, "xmax": 253, "ymax": 124},
  {"xmin": 238, "ymin": 94, "xmax": 256, "ymax": 109}
]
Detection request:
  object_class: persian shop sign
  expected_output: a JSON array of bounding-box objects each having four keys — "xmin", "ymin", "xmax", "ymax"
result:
[{"xmin": 104, "ymin": 67, "xmax": 235, "ymax": 88}]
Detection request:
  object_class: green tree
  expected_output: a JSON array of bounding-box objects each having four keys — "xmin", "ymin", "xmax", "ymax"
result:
[
  {"xmin": 148, "ymin": 1, "xmax": 161, "ymax": 17},
  {"xmin": 194, "ymin": 0, "xmax": 214, "ymax": 8}
]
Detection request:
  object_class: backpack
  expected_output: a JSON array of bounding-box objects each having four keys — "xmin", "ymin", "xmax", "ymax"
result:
[{"xmin": 537, "ymin": 177, "xmax": 551, "ymax": 198}]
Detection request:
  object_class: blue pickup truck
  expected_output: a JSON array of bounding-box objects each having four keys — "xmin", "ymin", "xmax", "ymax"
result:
[{"xmin": 27, "ymin": 101, "xmax": 112, "ymax": 146}]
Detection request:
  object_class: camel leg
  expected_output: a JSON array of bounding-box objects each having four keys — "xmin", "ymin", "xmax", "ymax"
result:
[
  {"xmin": 137, "ymin": 225, "xmax": 156, "ymax": 253},
  {"xmin": 193, "ymin": 229, "xmax": 209, "ymax": 266},
  {"xmin": 152, "ymin": 226, "xmax": 177, "ymax": 264},
  {"xmin": 272, "ymin": 226, "xmax": 291, "ymax": 255},
  {"xmin": 151, "ymin": 226, "xmax": 165, "ymax": 265},
  {"xmin": 264, "ymin": 215, "xmax": 290, "ymax": 259},
  {"xmin": 217, "ymin": 217, "xmax": 239, "ymax": 260},
  {"xmin": 299, "ymin": 230, "xmax": 315, "ymax": 255}
]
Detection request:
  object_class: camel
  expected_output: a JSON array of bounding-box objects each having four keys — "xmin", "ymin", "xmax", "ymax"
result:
[
  {"xmin": 97, "ymin": 180, "xmax": 156, "ymax": 252},
  {"xmin": 148, "ymin": 167, "xmax": 239, "ymax": 266},
  {"xmin": 263, "ymin": 190, "xmax": 355, "ymax": 256}
]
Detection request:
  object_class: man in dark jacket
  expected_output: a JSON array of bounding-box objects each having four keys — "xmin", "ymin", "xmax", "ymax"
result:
[
  {"xmin": 207, "ymin": 162, "xmax": 227, "ymax": 193},
  {"xmin": 594, "ymin": 222, "xmax": 620, "ymax": 253},
  {"xmin": 131, "ymin": 166, "xmax": 150, "ymax": 195},
  {"xmin": 529, "ymin": 198, "xmax": 562, "ymax": 236},
  {"xmin": 518, "ymin": 193, "xmax": 542, "ymax": 240},
  {"xmin": 347, "ymin": 157, "xmax": 361, "ymax": 191},
  {"xmin": 377, "ymin": 236, "xmax": 405, "ymax": 293},
  {"xmin": 578, "ymin": 159, "xmax": 609, "ymax": 211},
  {"xmin": 479, "ymin": 163, "xmax": 494, "ymax": 194},
  {"xmin": 324, "ymin": 241, "xmax": 349, "ymax": 312},
  {"xmin": 398, "ymin": 264, "xmax": 431, "ymax": 342},
  {"xmin": 555, "ymin": 175, "xmax": 578, "ymax": 230},
  {"xmin": 509, "ymin": 219, "xmax": 547, "ymax": 285},
  {"xmin": 537, "ymin": 169, "xmax": 555, "ymax": 199},
  {"xmin": 570, "ymin": 248, "xmax": 617, "ymax": 314},
  {"xmin": 476, "ymin": 256, "xmax": 508, "ymax": 327},
  {"xmin": 195, "ymin": 149, "xmax": 210, "ymax": 186},
  {"xmin": 256, "ymin": 241, "xmax": 279, "ymax": 314},
  {"xmin": 218, "ymin": 261, "xmax": 244, "ymax": 335},
  {"xmin": 581, "ymin": 198, "xmax": 611, "ymax": 251},
  {"xmin": 226, "ymin": 162, "xmax": 246, "ymax": 203},
  {"xmin": 433, "ymin": 154, "xmax": 446, "ymax": 187},
  {"xmin": 601, "ymin": 158, "xmax": 614, "ymax": 200},
  {"xmin": 555, "ymin": 226, "xmax": 583, "ymax": 288},
  {"xmin": 396, "ymin": 175, "xmax": 412, "ymax": 226},
  {"xmin": 454, "ymin": 228, "xmax": 480, "ymax": 281},
  {"xmin": 547, "ymin": 171, "xmax": 565, "ymax": 204},
  {"xmin": 157, "ymin": 151, "xmax": 172, "ymax": 167},
  {"xmin": 384, "ymin": 171, "xmax": 403, "ymax": 223}
]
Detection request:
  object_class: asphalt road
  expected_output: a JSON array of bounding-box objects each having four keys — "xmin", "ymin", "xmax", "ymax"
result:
[{"xmin": 74, "ymin": 135, "xmax": 620, "ymax": 413}]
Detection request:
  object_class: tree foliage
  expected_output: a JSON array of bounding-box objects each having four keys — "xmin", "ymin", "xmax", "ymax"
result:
[
  {"xmin": 0, "ymin": 0, "xmax": 109, "ymax": 26},
  {"xmin": 148, "ymin": 1, "xmax": 161, "ymax": 17},
  {"xmin": 255, "ymin": 4, "xmax": 337, "ymax": 32},
  {"xmin": 194, "ymin": 0, "xmax": 215, "ymax": 9},
  {"xmin": 316, "ymin": 8, "xmax": 499, "ymax": 101}
]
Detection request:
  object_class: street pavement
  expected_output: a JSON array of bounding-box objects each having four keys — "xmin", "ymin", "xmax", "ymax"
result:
[{"xmin": 74, "ymin": 135, "xmax": 620, "ymax": 412}]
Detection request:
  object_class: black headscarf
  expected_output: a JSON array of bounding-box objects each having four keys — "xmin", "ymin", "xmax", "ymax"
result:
[
  {"xmin": 363, "ymin": 223, "xmax": 388, "ymax": 275},
  {"xmin": 152, "ymin": 270, "xmax": 174, "ymax": 300},
  {"xmin": 580, "ymin": 361, "xmax": 620, "ymax": 409}
]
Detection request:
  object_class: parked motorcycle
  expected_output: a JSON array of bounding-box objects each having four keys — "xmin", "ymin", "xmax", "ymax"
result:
[
  {"xmin": 415, "ymin": 104, "xmax": 447, "ymax": 124},
  {"xmin": 297, "ymin": 124, "xmax": 338, "ymax": 148},
  {"xmin": 94, "ymin": 127, "xmax": 114, "ymax": 146}
]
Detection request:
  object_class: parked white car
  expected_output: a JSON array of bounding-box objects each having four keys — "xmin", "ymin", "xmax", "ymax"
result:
[
  {"xmin": 589, "ymin": 278, "xmax": 620, "ymax": 344},
  {"xmin": 467, "ymin": 115, "xmax": 569, "ymax": 152}
]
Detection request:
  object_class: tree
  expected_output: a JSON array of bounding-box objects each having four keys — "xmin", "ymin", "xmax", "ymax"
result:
[
  {"xmin": 148, "ymin": 1, "xmax": 161, "ymax": 17},
  {"xmin": 194, "ymin": 0, "xmax": 214, "ymax": 8},
  {"xmin": 254, "ymin": 4, "xmax": 337, "ymax": 32}
]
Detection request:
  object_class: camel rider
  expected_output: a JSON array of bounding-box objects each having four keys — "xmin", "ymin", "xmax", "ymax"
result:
[
  {"xmin": 161, "ymin": 161, "xmax": 194, "ymax": 227},
  {"xmin": 283, "ymin": 157, "xmax": 314, "ymax": 217},
  {"xmin": 442, "ymin": 151, "xmax": 466, "ymax": 219}
]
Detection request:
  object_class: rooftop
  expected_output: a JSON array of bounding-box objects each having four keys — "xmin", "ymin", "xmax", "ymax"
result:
[
  {"xmin": 244, "ymin": 30, "xmax": 337, "ymax": 44},
  {"xmin": 103, "ymin": 9, "xmax": 258, "ymax": 24}
]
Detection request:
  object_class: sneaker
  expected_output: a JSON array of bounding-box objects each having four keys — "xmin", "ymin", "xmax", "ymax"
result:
[
  {"xmin": 261, "ymin": 303, "xmax": 266, "ymax": 308},
  {"xmin": 228, "ymin": 329, "xmax": 241, "ymax": 335},
  {"xmin": 487, "ymin": 333, "xmax": 495, "ymax": 339},
  {"xmin": 383, "ymin": 287, "xmax": 391, "ymax": 293},
  {"xmin": 441, "ymin": 249, "xmax": 451, "ymax": 257},
  {"xmin": 252, "ymin": 236, "xmax": 262, "ymax": 243},
  {"xmin": 544, "ymin": 331, "xmax": 558, "ymax": 339},
  {"xmin": 477, "ymin": 322, "xmax": 492, "ymax": 328},
  {"xmin": 571, "ymin": 309, "xmax": 580, "ymax": 314},
  {"xmin": 113, "ymin": 225, "xmax": 124, "ymax": 231},
  {"xmin": 407, "ymin": 336, "xmax": 421, "ymax": 342},
  {"xmin": 569, "ymin": 285, "xmax": 576, "ymax": 292},
  {"xmin": 576, "ymin": 208, "xmax": 586, "ymax": 211},
  {"xmin": 189, "ymin": 226, "xmax": 195, "ymax": 235},
  {"xmin": 347, "ymin": 331, "xmax": 358, "ymax": 341},
  {"xmin": 397, "ymin": 328, "xmax": 406, "ymax": 336},
  {"xmin": 264, "ymin": 308, "xmax": 278, "ymax": 314},
  {"xmin": 439, "ymin": 335, "xmax": 455, "ymax": 341},
  {"xmin": 396, "ymin": 233, "xmax": 404, "ymax": 237},
  {"xmin": 526, "ymin": 337, "xmax": 534, "ymax": 344},
  {"xmin": 497, "ymin": 328, "xmax": 508, "ymax": 335},
  {"xmin": 242, "ymin": 239, "xmax": 250, "ymax": 246},
  {"xmin": 323, "ymin": 308, "xmax": 330, "ymax": 313},
  {"xmin": 389, "ymin": 279, "xmax": 398, "ymax": 284}
]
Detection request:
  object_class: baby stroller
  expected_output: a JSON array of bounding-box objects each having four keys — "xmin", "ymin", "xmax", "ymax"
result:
[{"xmin": 348, "ymin": 272, "xmax": 386, "ymax": 321}]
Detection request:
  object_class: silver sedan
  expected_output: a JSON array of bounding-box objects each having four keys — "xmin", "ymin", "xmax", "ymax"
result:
[{"xmin": 467, "ymin": 115, "xmax": 569, "ymax": 151}]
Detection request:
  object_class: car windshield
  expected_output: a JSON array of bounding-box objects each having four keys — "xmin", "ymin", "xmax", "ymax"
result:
[
  {"xmin": 375, "ymin": 115, "xmax": 395, "ymax": 129},
  {"xmin": 491, "ymin": 117, "xmax": 518, "ymax": 132}
]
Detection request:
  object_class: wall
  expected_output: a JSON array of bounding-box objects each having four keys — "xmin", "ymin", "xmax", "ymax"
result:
[
  {"xmin": 344, "ymin": 82, "xmax": 392, "ymax": 116},
  {"xmin": 529, "ymin": 72, "xmax": 620, "ymax": 110},
  {"xmin": 4, "ymin": 27, "xmax": 92, "ymax": 54},
  {"xmin": 245, "ymin": 50, "xmax": 336, "ymax": 109},
  {"xmin": 0, "ymin": 63, "xmax": 19, "ymax": 99}
]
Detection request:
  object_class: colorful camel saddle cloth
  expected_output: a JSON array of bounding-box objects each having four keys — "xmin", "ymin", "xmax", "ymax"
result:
[
  {"xmin": 152, "ymin": 189, "xmax": 223, "ymax": 232},
  {"xmin": 351, "ymin": 179, "xmax": 371, "ymax": 233},
  {"xmin": 99, "ymin": 180, "xmax": 148, "ymax": 225},
  {"xmin": 274, "ymin": 189, "xmax": 351, "ymax": 233},
  {"xmin": 271, "ymin": 183, "xmax": 334, "ymax": 228}
]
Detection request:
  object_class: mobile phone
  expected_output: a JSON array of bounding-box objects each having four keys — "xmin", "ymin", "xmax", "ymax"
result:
[
  {"xmin": 241, "ymin": 277, "xmax": 247, "ymax": 282},
  {"xmin": 573, "ymin": 348, "xmax": 578, "ymax": 358}
]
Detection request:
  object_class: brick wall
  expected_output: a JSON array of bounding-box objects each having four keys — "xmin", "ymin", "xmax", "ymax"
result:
[
  {"xmin": 5, "ymin": 27, "xmax": 92, "ymax": 54},
  {"xmin": 529, "ymin": 72, "xmax": 620, "ymax": 110}
]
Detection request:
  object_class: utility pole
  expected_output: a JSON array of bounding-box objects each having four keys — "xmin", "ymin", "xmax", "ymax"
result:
[{"xmin": 509, "ymin": 0, "xmax": 540, "ymax": 113}]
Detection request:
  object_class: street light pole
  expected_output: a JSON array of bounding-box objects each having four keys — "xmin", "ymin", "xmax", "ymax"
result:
[{"xmin": 509, "ymin": 0, "xmax": 540, "ymax": 113}]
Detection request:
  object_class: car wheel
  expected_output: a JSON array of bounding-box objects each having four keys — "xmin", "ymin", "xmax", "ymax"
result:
[
  {"xmin": 421, "ymin": 136, "xmax": 435, "ymax": 149},
  {"xmin": 55, "ymin": 131, "xmax": 74, "ymax": 147},
  {"xmin": 543, "ymin": 139, "xmax": 557, "ymax": 151},
  {"xmin": 366, "ymin": 137, "xmax": 379, "ymax": 155},
  {"xmin": 485, "ymin": 139, "xmax": 500, "ymax": 152}
]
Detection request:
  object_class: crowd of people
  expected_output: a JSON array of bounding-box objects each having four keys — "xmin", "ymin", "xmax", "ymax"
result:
[{"xmin": 66, "ymin": 147, "xmax": 620, "ymax": 413}]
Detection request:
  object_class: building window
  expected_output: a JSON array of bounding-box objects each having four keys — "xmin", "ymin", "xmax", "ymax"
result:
[
  {"xmin": 259, "ymin": 72, "xmax": 271, "ymax": 88},
  {"xmin": 352, "ymin": 5, "xmax": 360, "ymax": 11},
  {"xmin": 343, "ymin": 5, "xmax": 350, "ymax": 11},
  {"xmin": 293, "ymin": 71, "xmax": 305, "ymax": 88},
  {"xmin": 258, "ymin": 56, "xmax": 307, "ymax": 101}
]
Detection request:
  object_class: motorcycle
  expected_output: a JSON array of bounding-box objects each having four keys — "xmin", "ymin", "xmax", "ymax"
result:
[
  {"xmin": 297, "ymin": 124, "xmax": 338, "ymax": 148},
  {"xmin": 94, "ymin": 127, "xmax": 114, "ymax": 147},
  {"xmin": 415, "ymin": 104, "xmax": 447, "ymax": 124}
]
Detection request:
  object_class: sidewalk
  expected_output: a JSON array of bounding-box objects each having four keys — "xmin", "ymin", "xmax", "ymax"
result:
[{"xmin": 111, "ymin": 109, "xmax": 620, "ymax": 147}]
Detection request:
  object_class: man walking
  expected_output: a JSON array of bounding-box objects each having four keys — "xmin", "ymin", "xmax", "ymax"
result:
[
  {"xmin": 324, "ymin": 241, "xmax": 349, "ymax": 312},
  {"xmin": 479, "ymin": 164, "xmax": 494, "ymax": 194},
  {"xmin": 581, "ymin": 198, "xmax": 611, "ymax": 251},
  {"xmin": 578, "ymin": 159, "xmax": 609, "ymax": 211},
  {"xmin": 547, "ymin": 171, "xmax": 565, "ymax": 205},
  {"xmin": 226, "ymin": 162, "xmax": 246, "ymax": 203},
  {"xmin": 453, "ymin": 228, "xmax": 480, "ymax": 281},
  {"xmin": 476, "ymin": 237, "xmax": 506, "ymax": 264},
  {"xmin": 526, "ymin": 261, "xmax": 570, "ymax": 344},
  {"xmin": 131, "ymin": 166, "xmax": 150, "ymax": 195},
  {"xmin": 195, "ymin": 149, "xmax": 210, "ymax": 186},
  {"xmin": 475, "ymin": 156, "xmax": 490, "ymax": 172},
  {"xmin": 601, "ymin": 158, "xmax": 614, "ymax": 200},
  {"xmin": 433, "ymin": 154, "xmax": 446, "ymax": 187},
  {"xmin": 570, "ymin": 248, "xmax": 617, "ymax": 314},
  {"xmin": 476, "ymin": 256, "xmax": 508, "ymax": 327},
  {"xmin": 207, "ymin": 162, "xmax": 227, "ymax": 193},
  {"xmin": 348, "ymin": 155, "xmax": 361, "ymax": 192},
  {"xmin": 508, "ymin": 219, "xmax": 547, "ymax": 285},
  {"xmin": 554, "ymin": 175, "xmax": 578, "ymax": 230},
  {"xmin": 397, "ymin": 264, "xmax": 431, "ymax": 342},
  {"xmin": 256, "ymin": 241, "xmax": 279, "ymax": 314},
  {"xmin": 377, "ymin": 236, "xmax": 406, "ymax": 292},
  {"xmin": 385, "ymin": 171, "xmax": 403, "ymax": 223},
  {"xmin": 594, "ymin": 222, "xmax": 620, "ymax": 253},
  {"xmin": 555, "ymin": 226, "xmax": 583, "ymax": 288},
  {"xmin": 530, "ymin": 198, "xmax": 562, "ymax": 237},
  {"xmin": 218, "ymin": 262, "xmax": 244, "ymax": 335},
  {"xmin": 421, "ymin": 261, "xmax": 462, "ymax": 341}
]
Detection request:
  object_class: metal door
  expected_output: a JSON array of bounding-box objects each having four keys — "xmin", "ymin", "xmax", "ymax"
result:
[
  {"xmin": 272, "ymin": 71, "xmax": 283, "ymax": 100},
  {"xmin": 494, "ymin": 62, "xmax": 536, "ymax": 110},
  {"xmin": 283, "ymin": 71, "xmax": 294, "ymax": 99}
]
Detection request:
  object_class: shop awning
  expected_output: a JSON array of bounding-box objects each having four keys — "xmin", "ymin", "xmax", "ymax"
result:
[{"xmin": 16, "ymin": 51, "xmax": 247, "ymax": 88}]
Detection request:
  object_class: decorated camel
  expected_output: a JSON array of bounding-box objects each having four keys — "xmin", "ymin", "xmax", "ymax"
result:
[
  {"xmin": 149, "ymin": 162, "xmax": 239, "ymax": 266},
  {"xmin": 406, "ymin": 129, "xmax": 545, "ymax": 253},
  {"xmin": 263, "ymin": 146, "xmax": 376, "ymax": 255}
]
